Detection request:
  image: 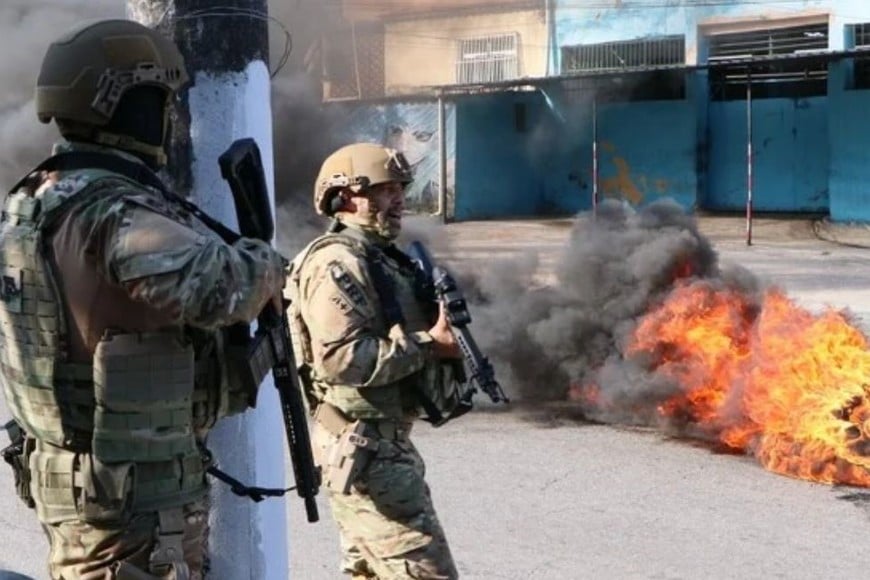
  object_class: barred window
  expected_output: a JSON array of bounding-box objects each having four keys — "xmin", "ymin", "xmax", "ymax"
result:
[
  {"xmin": 456, "ymin": 33, "xmax": 520, "ymax": 84},
  {"xmin": 847, "ymin": 23, "xmax": 870, "ymax": 90},
  {"xmin": 708, "ymin": 23, "xmax": 829, "ymax": 100},
  {"xmin": 561, "ymin": 35, "xmax": 685, "ymax": 72}
]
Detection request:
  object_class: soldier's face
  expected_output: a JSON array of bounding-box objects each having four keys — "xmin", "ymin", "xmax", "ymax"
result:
[{"xmin": 358, "ymin": 182, "xmax": 405, "ymax": 239}]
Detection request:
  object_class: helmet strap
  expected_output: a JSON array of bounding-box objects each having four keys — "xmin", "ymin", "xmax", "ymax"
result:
[{"xmin": 92, "ymin": 130, "xmax": 167, "ymax": 168}]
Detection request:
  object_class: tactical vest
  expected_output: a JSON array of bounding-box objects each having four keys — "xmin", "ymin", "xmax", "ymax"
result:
[
  {"xmin": 0, "ymin": 169, "xmax": 218, "ymax": 522},
  {"xmin": 288, "ymin": 231, "xmax": 440, "ymax": 419}
]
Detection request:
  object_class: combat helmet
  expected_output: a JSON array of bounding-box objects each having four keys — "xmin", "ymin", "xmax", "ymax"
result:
[
  {"xmin": 35, "ymin": 19, "xmax": 188, "ymax": 166},
  {"xmin": 314, "ymin": 143, "xmax": 413, "ymax": 216}
]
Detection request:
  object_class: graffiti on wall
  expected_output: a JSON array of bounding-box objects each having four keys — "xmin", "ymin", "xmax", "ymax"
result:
[
  {"xmin": 341, "ymin": 102, "xmax": 456, "ymax": 213},
  {"xmin": 598, "ymin": 141, "xmax": 672, "ymax": 205}
]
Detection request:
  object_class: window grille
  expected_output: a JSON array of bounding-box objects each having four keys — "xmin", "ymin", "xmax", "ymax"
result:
[
  {"xmin": 456, "ymin": 33, "xmax": 520, "ymax": 84},
  {"xmin": 561, "ymin": 35, "xmax": 685, "ymax": 72},
  {"xmin": 851, "ymin": 22, "xmax": 870, "ymax": 48},
  {"xmin": 708, "ymin": 23, "xmax": 829, "ymax": 100},
  {"xmin": 847, "ymin": 23, "xmax": 870, "ymax": 90},
  {"xmin": 707, "ymin": 22, "xmax": 828, "ymax": 60}
]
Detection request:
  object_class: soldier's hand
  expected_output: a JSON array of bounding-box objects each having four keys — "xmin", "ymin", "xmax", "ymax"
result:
[{"xmin": 427, "ymin": 302, "xmax": 461, "ymax": 359}]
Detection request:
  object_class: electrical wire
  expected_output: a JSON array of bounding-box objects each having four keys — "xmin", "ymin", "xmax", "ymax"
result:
[
  {"xmin": 330, "ymin": 0, "xmax": 825, "ymax": 9},
  {"xmin": 154, "ymin": 7, "xmax": 293, "ymax": 78}
]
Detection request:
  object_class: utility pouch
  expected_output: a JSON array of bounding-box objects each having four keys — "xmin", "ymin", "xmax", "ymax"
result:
[
  {"xmin": 2, "ymin": 419, "xmax": 35, "ymax": 508},
  {"xmin": 77, "ymin": 454, "xmax": 135, "ymax": 524},
  {"xmin": 93, "ymin": 331, "xmax": 196, "ymax": 463},
  {"xmin": 323, "ymin": 420, "xmax": 378, "ymax": 495}
]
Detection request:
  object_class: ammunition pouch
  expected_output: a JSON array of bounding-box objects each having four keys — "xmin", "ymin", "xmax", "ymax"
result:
[
  {"xmin": 93, "ymin": 331, "xmax": 197, "ymax": 463},
  {"xmin": 2, "ymin": 419, "xmax": 35, "ymax": 508},
  {"xmin": 76, "ymin": 454, "xmax": 135, "ymax": 525},
  {"xmin": 314, "ymin": 404, "xmax": 378, "ymax": 495}
]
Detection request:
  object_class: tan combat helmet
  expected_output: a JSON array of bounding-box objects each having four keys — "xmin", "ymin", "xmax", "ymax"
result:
[
  {"xmin": 36, "ymin": 19, "xmax": 188, "ymax": 162},
  {"xmin": 314, "ymin": 142, "xmax": 413, "ymax": 216}
]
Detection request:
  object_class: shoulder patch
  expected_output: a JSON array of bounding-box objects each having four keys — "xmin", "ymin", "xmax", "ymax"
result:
[{"xmin": 329, "ymin": 261, "xmax": 369, "ymax": 309}]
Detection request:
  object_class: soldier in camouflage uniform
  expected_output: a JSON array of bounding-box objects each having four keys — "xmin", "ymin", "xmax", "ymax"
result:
[
  {"xmin": 287, "ymin": 143, "xmax": 464, "ymax": 579},
  {"xmin": 0, "ymin": 20, "xmax": 286, "ymax": 580}
]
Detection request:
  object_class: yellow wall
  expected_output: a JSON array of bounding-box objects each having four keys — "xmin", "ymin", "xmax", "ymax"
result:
[{"xmin": 384, "ymin": 10, "xmax": 547, "ymax": 95}]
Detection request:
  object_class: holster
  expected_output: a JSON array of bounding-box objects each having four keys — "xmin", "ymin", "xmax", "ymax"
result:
[
  {"xmin": 2, "ymin": 419, "xmax": 35, "ymax": 508},
  {"xmin": 314, "ymin": 404, "xmax": 378, "ymax": 495}
]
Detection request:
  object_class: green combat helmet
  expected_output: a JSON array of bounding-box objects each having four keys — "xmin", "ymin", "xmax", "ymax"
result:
[{"xmin": 35, "ymin": 19, "xmax": 188, "ymax": 166}]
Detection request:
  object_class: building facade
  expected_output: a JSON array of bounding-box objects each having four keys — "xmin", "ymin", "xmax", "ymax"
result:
[{"xmin": 315, "ymin": 1, "xmax": 870, "ymax": 222}]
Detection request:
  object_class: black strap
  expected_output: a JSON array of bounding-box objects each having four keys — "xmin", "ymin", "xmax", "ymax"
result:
[
  {"xmin": 206, "ymin": 465, "xmax": 294, "ymax": 503},
  {"xmin": 10, "ymin": 151, "xmax": 241, "ymax": 244},
  {"xmin": 366, "ymin": 251, "xmax": 406, "ymax": 327},
  {"xmin": 335, "ymin": 227, "xmax": 406, "ymax": 327}
]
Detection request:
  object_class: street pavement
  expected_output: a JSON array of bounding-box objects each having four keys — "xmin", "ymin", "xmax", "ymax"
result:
[{"xmin": 4, "ymin": 215, "xmax": 870, "ymax": 579}]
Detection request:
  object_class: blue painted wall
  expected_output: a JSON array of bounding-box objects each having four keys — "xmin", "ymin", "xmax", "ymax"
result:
[
  {"xmin": 453, "ymin": 94, "xmax": 539, "ymax": 220},
  {"xmin": 547, "ymin": 0, "xmax": 870, "ymax": 221},
  {"xmin": 706, "ymin": 97, "xmax": 829, "ymax": 212},
  {"xmin": 452, "ymin": 89, "xmax": 697, "ymax": 220},
  {"xmin": 829, "ymin": 62, "xmax": 870, "ymax": 221}
]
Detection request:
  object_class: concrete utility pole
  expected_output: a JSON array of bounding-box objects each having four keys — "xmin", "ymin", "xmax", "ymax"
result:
[{"xmin": 126, "ymin": 2, "xmax": 288, "ymax": 579}]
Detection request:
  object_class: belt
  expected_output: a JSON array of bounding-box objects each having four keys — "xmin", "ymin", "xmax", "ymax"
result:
[{"xmin": 313, "ymin": 403, "xmax": 412, "ymax": 441}]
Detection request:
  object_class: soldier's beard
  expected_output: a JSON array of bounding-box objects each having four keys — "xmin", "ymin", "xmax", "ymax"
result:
[
  {"xmin": 339, "ymin": 209, "xmax": 401, "ymax": 241},
  {"xmin": 374, "ymin": 209, "xmax": 402, "ymax": 240}
]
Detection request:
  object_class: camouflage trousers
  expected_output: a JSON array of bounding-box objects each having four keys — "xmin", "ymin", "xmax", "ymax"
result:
[
  {"xmin": 312, "ymin": 420, "xmax": 458, "ymax": 579},
  {"xmin": 41, "ymin": 499, "xmax": 209, "ymax": 580}
]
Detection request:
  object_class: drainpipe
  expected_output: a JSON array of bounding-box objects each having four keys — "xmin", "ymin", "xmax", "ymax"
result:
[
  {"xmin": 437, "ymin": 92, "xmax": 448, "ymax": 223},
  {"xmin": 544, "ymin": 0, "xmax": 552, "ymax": 76},
  {"xmin": 746, "ymin": 67, "xmax": 754, "ymax": 246},
  {"xmin": 592, "ymin": 96, "xmax": 599, "ymax": 218}
]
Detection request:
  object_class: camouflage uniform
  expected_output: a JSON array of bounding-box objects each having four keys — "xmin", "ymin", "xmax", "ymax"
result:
[
  {"xmin": 290, "ymin": 223, "xmax": 458, "ymax": 580},
  {"xmin": 1, "ymin": 141, "xmax": 286, "ymax": 580}
]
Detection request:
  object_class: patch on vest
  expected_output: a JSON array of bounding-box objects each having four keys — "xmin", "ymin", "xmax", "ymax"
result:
[
  {"xmin": 329, "ymin": 262, "xmax": 368, "ymax": 310},
  {"xmin": 0, "ymin": 267, "xmax": 23, "ymax": 313}
]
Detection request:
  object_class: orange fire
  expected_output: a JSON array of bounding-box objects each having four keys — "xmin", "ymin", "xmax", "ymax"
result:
[{"xmin": 624, "ymin": 281, "xmax": 870, "ymax": 486}]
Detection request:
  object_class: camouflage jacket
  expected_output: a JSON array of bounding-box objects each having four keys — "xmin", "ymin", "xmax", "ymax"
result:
[
  {"xmin": 290, "ymin": 224, "xmax": 436, "ymax": 419},
  {"xmin": 2, "ymin": 141, "xmax": 286, "ymax": 446},
  {"xmin": 45, "ymin": 142, "xmax": 286, "ymax": 345}
]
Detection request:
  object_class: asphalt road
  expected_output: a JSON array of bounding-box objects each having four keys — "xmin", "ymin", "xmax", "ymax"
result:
[{"xmin": 4, "ymin": 216, "xmax": 870, "ymax": 579}]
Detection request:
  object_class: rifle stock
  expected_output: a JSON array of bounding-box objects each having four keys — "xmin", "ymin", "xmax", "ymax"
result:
[{"xmin": 219, "ymin": 138, "xmax": 321, "ymax": 523}]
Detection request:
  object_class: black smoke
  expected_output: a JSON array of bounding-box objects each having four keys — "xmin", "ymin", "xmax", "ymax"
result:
[
  {"xmin": 0, "ymin": 1, "xmax": 122, "ymax": 189},
  {"xmin": 461, "ymin": 199, "xmax": 763, "ymax": 421}
]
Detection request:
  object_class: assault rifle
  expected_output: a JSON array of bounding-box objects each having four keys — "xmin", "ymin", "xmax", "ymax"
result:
[
  {"xmin": 216, "ymin": 138, "xmax": 320, "ymax": 523},
  {"xmin": 406, "ymin": 241, "xmax": 509, "ymax": 405}
]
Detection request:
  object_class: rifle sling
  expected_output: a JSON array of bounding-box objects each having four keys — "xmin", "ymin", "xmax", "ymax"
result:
[{"xmin": 206, "ymin": 465, "xmax": 294, "ymax": 503}]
